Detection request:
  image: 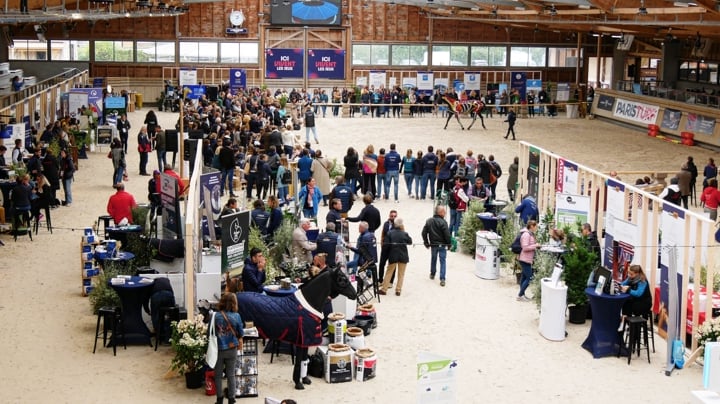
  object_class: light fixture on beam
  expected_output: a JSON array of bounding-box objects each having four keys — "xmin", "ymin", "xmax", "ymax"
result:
[
  {"xmin": 548, "ymin": 4, "xmax": 557, "ymax": 16},
  {"xmin": 638, "ymin": 0, "xmax": 648, "ymax": 15}
]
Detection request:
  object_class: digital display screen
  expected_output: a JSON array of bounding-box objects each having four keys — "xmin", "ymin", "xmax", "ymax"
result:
[{"xmin": 271, "ymin": 0, "xmax": 342, "ymax": 26}]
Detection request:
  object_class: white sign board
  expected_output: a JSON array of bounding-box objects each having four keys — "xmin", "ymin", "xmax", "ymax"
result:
[
  {"xmin": 417, "ymin": 352, "xmax": 457, "ymax": 404},
  {"xmin": 179, "ymin": 68, "xmax": 198, "ymax": 87}
]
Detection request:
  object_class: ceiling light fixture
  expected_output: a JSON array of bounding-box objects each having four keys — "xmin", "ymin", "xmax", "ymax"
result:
[
  {"xmin": 638, "ymin": 0, "xmax": 648, "ymax": 15},
  {"xmin": 549, "ymin": 4, "xmax": 557, "ymax": 16}
]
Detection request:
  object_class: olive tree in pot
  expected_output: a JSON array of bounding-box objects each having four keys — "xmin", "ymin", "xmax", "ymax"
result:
[{"xmin": 562, "ymin": 233, "xmax": 598, "ymax": 324}]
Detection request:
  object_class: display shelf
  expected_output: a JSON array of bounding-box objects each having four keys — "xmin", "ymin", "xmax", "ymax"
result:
[
  {"xmin": 80, "ymin": 234, "xmax": 101, "ymax": 296},
  {"xmin": 235, "ymin": 333, "xmax": 259, "ymax": 398}
]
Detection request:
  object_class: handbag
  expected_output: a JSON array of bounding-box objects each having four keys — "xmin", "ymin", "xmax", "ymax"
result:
[
  {"xmin": 220, "ymin": 311, "xmax": 242, "ymax": 350},
  {"xmin": 206, "ymin": 311, "xmax": 218, "ymax": 367}
]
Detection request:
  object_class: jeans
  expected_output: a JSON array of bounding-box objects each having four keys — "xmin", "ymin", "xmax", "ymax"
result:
[
  {"xmin": 139, "ymin": 152, "xmax": 149, "ymax": 175},
  {"xmin": 156, "ymin": 149, "xmax": 166, "ymax": 171},
  {"xmin": 277, "ymin": 185, "xmax": 288, "ymax": 204},
  {"xmin": 113, "ymin": 166, "xmax": 124, "ymax": 185},
  {"xmin": 376, "ymin": 173, "xmax": 387, "ymax": 199},
  {"xmin": 221, "ymin": 168, "xmax": 235, "ymax": 195},
  {"xmin": 430, "ymin": 245, "xmax": 447, "ymax": 281},
  {"xmin": 215, "ymin": 347, "xmax": 238, "ymax": 400},
  {"xmin": 345, "ymin": 178, "xmax": 356, "ymax": 194},
  {"xmin": 63, "ymin": 178, "xmax": 73, "ymax": 204},
  {"xmin": 404, "ymin": 173, "xmax": 414, "ymax": 196},
  {"xmin": 518, "ymin": 261, "xmax": 533, "ymax": 297},
  {"xmin": 414, "ymin": 175, "xmax": 422, "ymax": 197},
  {"xmin": 449, "ymin": 209, "xmax": 463, "ymax": 236},
  {"xmin": 305, "ymin": 126, "xmax": 318, "ymax": 143},
  {"xmin": 386, "ymin": 170, "xmax": 399, "ymax": 200},
  {"xmin": 421, "ymin": 172, "xmax": 436, "ymax": 199}
]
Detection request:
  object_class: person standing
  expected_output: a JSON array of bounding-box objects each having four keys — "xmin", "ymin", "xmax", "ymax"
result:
[
  {"xmin": 703, "ymin": 157, "xmax": 717, "ymax": 189},
  {"xmin": 59, "ymin": 149, "xmax": 74, "ymax": 207},
  {"xmin": 311, "ymin": 150, "xmax": 332, "ymax": 206},
  {"xmin": 450, "ymin": 176, "xmax": 469, "ymax": 236},
  {"xmin": 212, "ymin": 293, "xmax": 244, "ymax": 404},
  {"xmin": 152, "ymin": 125, "xmax": 166, "ymax": 171},
  {"xmin": 343, "ymin": 147, "xmax": 360, "ymax": 194},
  {"xmin": 677, "ymin": 164, "xmax": 692, "ymax": 209},
  {"xmin": 298, "ymin": 177, "xmax": 323, "ymax": 219},
  {"xmin": 219, "ymin": 138, "xmax": 237, "ymax": 198},
  {"xmin": 110, "ymin": 138, "xmax": 126, "ymax": 186},
  {"xmin": 687, "ymin": 156, "xmax": 698, "ymax": 202},
  {"xmin": 144, "ymin": 109, "xmax": 158, "ymax": 136},
  {"xmin": 422, "ymin": 205, "xmax": 452, "ymax": 287},
  {"xmin": 116, "ymin": 114, "xmax": 131, "ymax": 154},
  {"xmin": 328, "ymin": 176, "xmax": 354, "ymax": 217},
  {"xmin": 516, "ymin": 220, "xmax": 539, "ymax": 302},
  {"xmin": 420, "ymin": 146, "xmax": 438, "ymax": 200},
  {"xmin": 378, "ymin": 210, "xmax": 397, "ymax": 284},
  {"xmin": 361, "ymin": 145, "xmax": 378, "ymax": 198},
  {"xmin": 347, "ymin": 194, "xmax": 381, "ymax": 234},
  {"xmin": 379, "ymin": 217, "xmax": 412, "ymax": 296},
  {"xmin": 507, "ymin": 156, "xmax": 519, "ymax": 202},
  {"xmin": 515, "ymin": 194, "xmax": 538, "ymax": 224},
  {"xmin": 400, "ymin": 148, "xmax": 415, "ymax": 199},
  {"xmin": 504, "ymin": 109, "xmax": 517, "ymax": 140},
  {"xmin": 137, "ymin": 126, "xmax": 152, "ymax": 176},
  {"xmin": 701, "ymin": 179, "xmax": 720, "ymax": 220},
  {"xmin": 376, "ymin": 148, "xmax": 387, "ymax": 200},
  {"xmin": 304, "ymin": 105, "xmax": 318, "ymax": 144}
]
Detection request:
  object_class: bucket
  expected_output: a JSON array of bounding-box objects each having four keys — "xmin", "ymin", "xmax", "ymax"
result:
[
  {"xmin": 356, "ymin": 303, "xmax": 377, "ymax": 329},
  {"xmin": 328, "ymin": 313, "xmax": 347, "ymax": 344},
  {"xmin": 353, "ymin": 315, "xmax": 374, "ymax": 336},
  {"xmin": 326, "ymin": 343, "xmax": 353, "ymax": 383},
  {"xmin": 346, "ymin": 327, "xmax": 365, "ymax": 350},
  {"xmin": 354, "ymin": 348, "xmax": 377, "ymax": 381}
]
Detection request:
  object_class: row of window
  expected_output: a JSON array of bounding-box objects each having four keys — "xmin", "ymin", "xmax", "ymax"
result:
[
  {"xmin": 9, "ymin": 40, "xmax": 579, "ymax": 68},
  {"xmin": 679, "ymin": 61, "xmax": 720, "ymax": 85}
]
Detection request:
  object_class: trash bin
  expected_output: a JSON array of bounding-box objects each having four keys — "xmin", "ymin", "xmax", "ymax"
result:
[
  {"xmin": 135, "ymin": 93, "xmax": 143, "ymax": 109},
  {"xmin": 539, "ymin": 278, "xmax": 568, "ymax": 341},
  {"xmin": 474, "ymin": 230, "xmax": 500, "ymax": 280}
]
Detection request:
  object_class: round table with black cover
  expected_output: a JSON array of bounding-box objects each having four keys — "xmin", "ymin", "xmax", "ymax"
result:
[
  {"xmin": 105, "ymin": 225, "xmax": 144, "ymax": 248},
  {"xmin": 581, "ymin": 287, "xmax": 629, "ymax": 358},
  {"xmin": 109, "ymin": 276, "xmax": 154, "ymax": 346}
]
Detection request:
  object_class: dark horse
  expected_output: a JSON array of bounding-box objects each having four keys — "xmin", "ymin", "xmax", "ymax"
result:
[
  {"xmin": 236, "ymin": 267, "xmax": 357, "ymax": 390},
  {"xmin": 441, "ymin": 94, "xmax": 487, "ymax": 131}
]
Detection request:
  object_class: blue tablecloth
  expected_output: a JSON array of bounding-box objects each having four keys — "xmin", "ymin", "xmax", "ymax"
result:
[
  {"xmin": 581, "ymin": 288, "xmax": 629, "ymax": 358},
  {"xmin": 263, "ymin": 285, "xmax": 297, "ymax": 298},
  {"xmin": 109, "ymin": 276, "xmax": 154, "ymax": 346}
]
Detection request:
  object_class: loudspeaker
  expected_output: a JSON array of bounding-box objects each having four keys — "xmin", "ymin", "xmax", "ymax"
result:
[
  {"xmin": 205, "ymin": 86, "xmax": 219, "ymax": 102},
  {"xmin": 184, "ymin": 139, "xmax": 199, "ymax": 178},
  {"xmin": 165, "ymin": 129, "xmax": 179, "ymax": 152},
  {"xmin": 627, "ymin": 64, "xmax": 636, "ymax": 78},
  {"xmin": 189, "ymin": 130, "xmax": 204, "ymax": 140}
]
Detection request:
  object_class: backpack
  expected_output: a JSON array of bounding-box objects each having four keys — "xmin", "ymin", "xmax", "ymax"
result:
[
  {"xmin": 448, "ymin": 189, "xmax": 459, "ymax": 210},
  {"xmin": 281, "ymin": 169, "xmax": 292, "ymax": 185},
  {"xmin": 511, "ymin": 233, "xmax": 523, "ymax": 254},
  {"xmin": 664, "ymin": 188, "xmax": 681, "ymax": 204},
  {"xmin": 492, "ymin": 161, "xmax": 502, "ymax": 178}
]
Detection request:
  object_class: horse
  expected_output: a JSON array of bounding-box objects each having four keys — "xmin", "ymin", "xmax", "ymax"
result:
[
  {"xmin": 441, "ymin": 94, "xmax": 487, "ymax": 131},
  {"xmin": 236, "ymin": 267, "xmax": 357, "ymax": 390}
]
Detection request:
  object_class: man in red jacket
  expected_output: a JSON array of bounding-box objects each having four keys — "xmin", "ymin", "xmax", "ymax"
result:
[{"xmin": 107, "ymin": 183, "xmax": 137, "ymax": 225}]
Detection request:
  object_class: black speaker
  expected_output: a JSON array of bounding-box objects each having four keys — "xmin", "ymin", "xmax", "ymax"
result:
[
  {"xmin": 165, "ymin": 129, "xmax": 179, "ymax": 152},
  {"xmin": 205, "ymin": 86, "xmax": 219, "ymax": 102},
  {"xmin": 184, "ymin": 139, "xmax": 199, "ymax": 178},
  {"xmin": 189, "ymin": 130, "xmax": 205, "ymax": 140},
  {"xmin": 627, "ymin": 64, "xmax": 636, "ymax": 78}
]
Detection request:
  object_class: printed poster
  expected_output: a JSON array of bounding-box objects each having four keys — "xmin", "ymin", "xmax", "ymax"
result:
[
  {"xmin": 463, "ymin": 72, "xmax": 480, "ymax": 91},
  {"xmin": 221, "ymin": 210, "xmax": 250, "ymax": 270},
  {"xmin": 660, "ymin": 108, "xmax": 681, "ymax": 131},
  {"xmin": 555, "ymin": 193, "xmax": 590, "ymax": 227},
  {"xmin": 686, "ymin": 113, "xmax": 716, "ymax": 135},
  {"xmin": 402, "ymin": 77, "xmax": 417, "ymax": 89},
  {"xmin": 356, "ymin": 76, "xmax": 368, "ymax": 87},
  {"xmin": 556, "ymin": 158, "xmax": 578, "ymax": 194},
  {"xmin": 200, "ymin": 171, "xmax": 222, "ymax": 240},
  {"xmin": 613, "ymin": 98, "xmax": 659, "ymax": 125},
  {"xmin": 556, "ymin": 83, "xmax": 570, "ymax": 102},
  {"xmin": 307, "ymin": 49, "xmax": 345, "ymax": 80},
  {"xmin": 511, "ymin": 71, "xmax": 527, "ymax": 100},
  {"xmin": 527, "ymin": 147, "xmax": 540, "ymax": 200},
  {"xmin": 229, "ymin": 68, "xmax": 247, "ymax": 95},
  {"xmin": 369, "ymin": 70, "xmax": 387, "ymax": 89},
  {"xmin": 417, "ymin": 352, "xmax": 458, "ymax": 404},
  {"xmin": 417, "ymin": 72, "xmax": 434, "ymax": 91},
  {"xmin": 265, "ymin": 48, "xmax": 304, "ymax": 79},
  {"xmin": 160, "ymin": 173, "xmax": 181, "ymax": 239},
  {"xmin": 179, "ymin": 68, "xmax": 197, "ymax": 87},
  {"xmin": 596, "ymin": 94, "xmax": 615, "ymax": 112},
  {"xmin": 434, "ymin": 78, "xmax": 448, "ymax": 91}
]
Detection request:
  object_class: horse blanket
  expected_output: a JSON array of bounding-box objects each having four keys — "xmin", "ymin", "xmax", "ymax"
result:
[{"xmin": 236, "ymin": 290, "xmax": 323, "ymax": 348}]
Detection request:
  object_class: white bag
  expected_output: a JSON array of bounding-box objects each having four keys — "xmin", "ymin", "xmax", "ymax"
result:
[{"xmin": 206, "ymin": 311, "xmax": 218, "ymax": 367}]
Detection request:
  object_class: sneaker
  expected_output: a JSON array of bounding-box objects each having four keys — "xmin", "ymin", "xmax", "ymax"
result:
[
  {"xmin": 516, "ymin": 296, "xmax": 531, "ymax": 302},
  {"xmin": 440, "ymin": 280, "xmax": 446, "ymax": 287},
  {"xmin": 429, "ymin": 273, "xmax": 435, "ymax": 280}
]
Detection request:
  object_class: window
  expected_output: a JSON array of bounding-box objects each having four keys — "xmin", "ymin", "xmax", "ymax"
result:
[
  {"xmin": 352, "ymin": 44, "xmax": 389, "ymax": 65},
  {"xmin": 179, "ymin": 42, "xmax": 218, "ymax": 63},
  {"xmin": 391, "ymin": 44, "xmax": 426, "ymax": 66},
  {"xmin": 8, "ymin": 40, "xmax": 48, "ymax": 60},
  {"xmin": 220, "ymin": 42, "xmax": 259, "ymax": 63},
  {"xmin": 94, "ymin": 41, "xmax": 133, "ymax": 62},
  {"xmin": 470, "ymin": 46, "xmax": 506, "ymax": 67},
  {"xmin": 430, "ymin": 45, "xmax": 468, "ymax": 66},
  {"xmin": 137, "ymin": 41, "xmax": 175, "ymax": 63},
  {"xmin": 49, "ymin": 40, "xmax": 90, "ymax": 61},
  {"xmin": 548, "ymin": 48, "xmax": 578, "ymax": 67},
  {"xmin": 510, "ymin": 46, "xmax": 546, "ymax": 67}
]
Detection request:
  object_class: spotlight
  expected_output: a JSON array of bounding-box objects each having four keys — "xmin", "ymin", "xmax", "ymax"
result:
[{"xmin": 34, "ymin": 24, "xmax": 47, "ymax": 42}]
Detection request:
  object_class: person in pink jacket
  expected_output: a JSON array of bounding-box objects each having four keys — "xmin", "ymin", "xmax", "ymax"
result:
[{"xmin": 517, "ymin": 220, "xmax": 539, "ymax": 302}]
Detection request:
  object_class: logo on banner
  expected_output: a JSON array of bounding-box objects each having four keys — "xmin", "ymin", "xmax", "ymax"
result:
[
  {"xmin": 515, "ymin": 73, "xmax": 522, "ymax": 80},
  {"xmin": 422, "ymin": 74, "xmax": 428, "ymax": 80},
  {"xmin": 234, "ymin": 71, "xmax": 242, "ymax": 78},
  {"xmin": 230, "ymin": 218, "xmax": 243, "ymax": 243},
  {"xmin": 597, "ymin": 95, "xmax": 614, "ymax": 111},
  {"xmin": 468, "ymin": 75, "xmax": 475, "ymax": 81}
]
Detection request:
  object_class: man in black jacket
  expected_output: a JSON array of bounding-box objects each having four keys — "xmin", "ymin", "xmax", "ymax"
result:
[
  {"xmin": 422, "ymin": 205, "xmax": 452, "ymax": 287},
  {"xmin": 347, "ymin": 194, "xmax": 381, "ymax": 234}
]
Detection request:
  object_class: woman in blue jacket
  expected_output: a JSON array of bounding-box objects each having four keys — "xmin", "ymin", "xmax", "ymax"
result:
[
  {"xmin": 620, "ymin": 265, "xmax": 652, "ymax": 317},
  {"xmin": 400, "ymin": 149, "xmax": 415, "ymax": 198},
  {"xmin": 412, "ymin": 150, "xmax": 424, "ymax": 199},
  {"xmin": 297, "ymin": 177, "xmax": 323, "ymax": 219},
  {"xmin": 213, "ymin": 293, "xmax": 244, "ymax": 404}
]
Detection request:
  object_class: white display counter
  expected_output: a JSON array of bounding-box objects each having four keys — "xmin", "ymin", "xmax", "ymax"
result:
[{"xmin": 538, "ymin": 278, "xmax": 568, "ymax": 341}]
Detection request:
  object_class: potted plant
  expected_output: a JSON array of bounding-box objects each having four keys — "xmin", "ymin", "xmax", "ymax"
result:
[
  {"xmin": 457, "ymin": 200, "xmax": 486, "ymax": 255},
  {"xmin": 170, "ymin": 314, "xmax": 209, "ymax": 389},
  {"xmin": 696, "ymin": 316, "xmax": 720, "ymax": 355},
  {"xmin": 561, "ymin": 227, "xmax": 598, "ymax": 324}
]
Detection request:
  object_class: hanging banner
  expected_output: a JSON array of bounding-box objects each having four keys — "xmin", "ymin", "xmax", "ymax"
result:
[
  {"xmin": 417, "ymin": 71, "xmax": 434, "ymax": 91},
  {"xmin": 356, "ymin": 76, "xmax": 368, "ymax": 87},
  {"xmin": 307, "ymin": 49, "xmax": 345, "ymax": 80},
  {"xmin": 368, "ymin": 70, "xmax": 386, "ymax": 89},
  {"xmin": 388, "ymin": 77, "xmax": 397, "ymax": 88},
  {"xmin": 265, "ymin": 48, "xmax": 304, "ymax": 79},
  {"xmin": 596, "ymin": 94, "xmax": 615, "ymax": 112},
  {"xmin": 179, "ymin": 68, "xmax": 197, "ymax": 87},
  {"xmin": 556, "ymin": 158, "xmax": 578, "ymax": 194},
  {"xmin": 70, "ymin": 88, "xmax": 104, "ymax": 123},
  {"xmin": 182, "ymin": 85, "xmax": 206, "ymax": 100},
  {"xmin": 527, "ymin": 146, "xmax": 540, "ymax": 199},
  {"xmin": 685, "ymin": 113, "xmax": 716, "ymax": 135},
  {"xmin": 555, "ymin": 193, "xmax": 590, "ymax": 227},
  {"xmin": 661, "ymin": 108, "xmax": 681, "ymax": 131},
  {"xmin": 160, "ymin": 173, "xmax": 182, "ymax": 239},
  {"xmin": 463, "ymin": 72, "xmax": 481, "ymax": 91},
  {"xmin": 221, "ymin": 210, "xmax": 250, "ymax": 270},
  {"xmin": 510, "ymin": 72, "xmax": 527, "ymax": 100},
  {"xmin": 556, "ymin": 83, "xmax": 570, "ymax": 102},
  {"xmin": 229, "ymin": 68, "xmax": 247, "ymax": 95},
  {"xmin": 613, "ymin": 98, "xmax": 659, "ymax": 125},
  {"xmin": 200, "ymin": 171, "xmax": 223, "ymax": 240},
  {"xmin": 434, "ymin": 78, "xmax": 448, "ymax": 91},
  {"xmin": 402, "ymin": 77, "xmax": 417, "ymax": 89}
]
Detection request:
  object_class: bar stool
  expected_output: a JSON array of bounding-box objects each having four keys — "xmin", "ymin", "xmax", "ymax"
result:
[
  {"xmin": 97, "ymin": 215, "xmax": 114, "ymax": 238},
  {"xmin": 12, "ymin": 208, "xmax": 32, "ymax": 242},
  {"xmin": 33, "ymin": 205, "xmax": 52, "ymax": 235},
  {"xmin": 619, "ymin": 316, "xmax": 651, "ymax": 364},
  {"xmin": 270, "ymin": 340, "xmax": 295, "ymax": 364},
  {"xmin": 93, "ymin": 306, "xmax": 126, "ymax": 356},
  {"xmin": 154, "ymin": 306, "xmax": 187, "ymax": 351}
]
